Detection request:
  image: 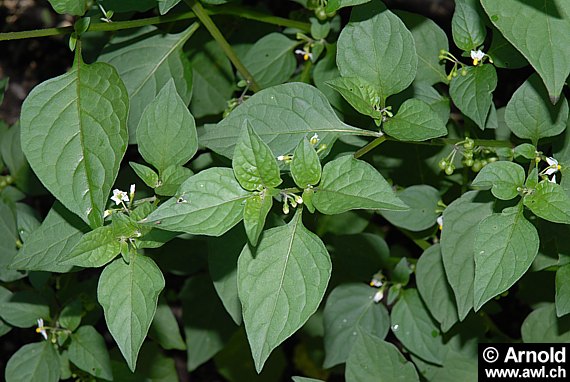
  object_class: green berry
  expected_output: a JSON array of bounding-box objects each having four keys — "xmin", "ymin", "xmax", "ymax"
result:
[
  {"xmin": 463, "ymin": 151, "xmax": 473, "ymax": 160},
  {"xmin": 445, "ymin": 165, "xmax": 454, "ymax": 175},
  {"xmin": 438, "ymin": 159, "xmax": 448, "ymax": 170},
  {"xmin": 463, "ymin": 158, "xmax": 474, "ymax": 167},
  {"xmin": 315, "ymin": 7, "xmax": 327, "ymax": 20},
  {"xmin": 463, "ymin": 139, "xmax": 474, "ymax": 150},
  {"xmin": 472, "ymin": 160, "xmax": 482, "ymax": 172}
]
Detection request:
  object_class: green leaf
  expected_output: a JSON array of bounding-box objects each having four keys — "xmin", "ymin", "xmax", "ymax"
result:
[
  {"xmin": 416, "ymin": 244, "xmax": 459, "ymax": 332},
  {"xmin": 68, "ymin": 326, "xmax": 113, "ymax": 380},
  {"xmin": 522, "ymin": 303, "xmax": 570, "ymax": 343},
  {"xmin": 10, "ymin": 203, "xmax": 86, "ymax": 273},
  {"xmin": 60, "ymin": 225, "xmax": 121, "ymax": 268},
  {"xmin": 0, "ymin": 199, "xmax": 22, "ymax": 282},
  {"xmin": 59, "ymin": 300, "xmax": 82, "ymax": 331},
  {"xmin": 148, "ymin": 298, "xmax": 186, "ymax": 350},
  {"xmin": 136, "ymin": 80, "xmax": 198, "ymax": 173},
  {"xmin": 505, "ymin": 74, "xmax": 569, "ymax": 143},
  {"xmin": 325, "ymin": 77, "xmax": 383, "ymax": 120},
  {"xmin": 158, "ymin": 0, "xmax": 181, "ymax": 14},
  {"xmin": 440, "ymin": 191, "xmax": 494, "ymax": 320},
  {"xmin": 233, "ymin": 121, "xmax": 282, "ymax": 191},
  {"xmin": 323, "ymin": 283, "xmax": 390, "ymax": 368},
  {"xmin": 449, "ymin": 65, "xmax": 497, "ymax": 130},
  {"xmin": 313, "ymin": 155, "xmax": 407, "ymax": 215},
  {"xmin": 524, "ymin": 181, "xmax": 570, "ymax": 224},
  {"xmin": 291, "ymin": 138, "xmax": 322, "ymax": 189},
  {"xmin": 242, "ymin": 33, "xmax": 297, "ymax": 89},
  {"xmin": 471, "ymin": 161, "xmax": 525, "ymax": 200},
  {"xmin": 390, "ymin": 289, "xmax": 445, "ymax": 365},
  {"xmin": 451, "ymin": 1, "xmax": 486, "ymax": 51},
  {"xmin": 129, "ymin": 162, "xmax": 159, "ymax": 189},
  {"xmin": 326, "ymin": 0, "xmax": 371, "ymax": 13},
  {"xmin": 0, "ymin": 123, "xmax": 38, "ymax": 193},
  {"xmin": 180, "ymin": 274, "xmax": 237, "ymax": 371},
  {"xmin": 488, "ymin": 30, "xmax": 528, "ymax": 69},
  {"xmin": 244, "ymin": 193, "xmax": 272, "ymax": 246},
  {"xmin": 238, "ymin": 209, "xmax": 331, "ymax": 372},
  {"xmin": 310, "ymin": 17, "xmax": 330, "ymax": 40},
  {"xmin": 155, "ymin": 164, "xmax": 194, "ymax": 197},
  {"xmin": 397, "ymin": 11, "xmax": 449, "ymax": 85},
  {"xmin": 5, "ymin": 342, "xmax": 61, "ymax": 382},
  {"xmin": 383, "ymin": 98, "xmax": 447, "ymax": 141},
  {"xmin": 47, "ymin": 0, "xmax": 88, "ymax": 15},
  {"xmin": 337, "ymin": 1, "xmax": 417, "ymax": 99},
  {"xmin": 200, "ymin": 83, "xmax": 381, "ymax": 159},
  {"xmin": 381, "ymin": 185, "xmax": 440, "ymax": 231},
  {"xmin": 97, "ymin": 255, "xmax": 165, "ymax": 371},
  {"xmin": 99, "ymin": 26, "xmax": 196, "ymax": 142},
  {"xmin": 513, "ymin": 143, "xmax": 537, "ymax": 160},
  {"xmin": 345, "ymin": 333, "xmax": 419, "ymax": 382},
  {"xmin": 556, "ymin": 263, "xmax": 570, "ymax": 317},
  {"xmin": 481, "ymin": 0, "xmax": 570, "ymax": 103},
  {"xmin": 20, "ymin": 56, "xmax": 129, "ymax": 228},
  {"xmin": 0, "ymin": 290, "xmax": 50, "ymax": 328},
  {"xmin": 144, "ymin": 167, "xmax": 249, "ymax": 236},
  {"xmin": 473, "ymin": 207, "xmax": 539, "ymax": 311},
  {"xmin": 189, "ymin": 39, "xmax": 235, "ymax": 118}
]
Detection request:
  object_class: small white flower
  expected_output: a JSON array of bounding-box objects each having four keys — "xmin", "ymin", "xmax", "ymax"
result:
[
  {"xmin": 437, "ymin": 215, "xmax": 444, "ymax": 230},
  {"xmin": 103, "ymin": 209, "xmax": 112, "ymax": 218},
  {"xmin": 470, "ymin": 49, "xmax": 485, "ymax": 65},
  {"xmin": 277, "ymin": 155, "xmax": 285, "ymax": 161},
  {"xmin": 110, "ymin": 189, "xmax": 129, "ymax": 205},
  {"xmin": 370, "ymin": 278, "xmax": 382, "ymax": 287},
  {"xmin": 309, "ymin": 133, "xmax": 320, "ymax": 145},
  {"xmin": 129, "ymin": 184, "xmax": 136, "ymax": 196},
  {"xmin": 36, "ymin": 318, "xmax": 48, "ymax": 340},
  {"xmin": 294, "ymin": 49, "xmax": 313, "ymax": 61},
  {"xmin": 545, "ymin": 157, "xmax": 561, "ymax": 176},
  {"xmin": 373, "ymin": 290, "xmax": 384, "ymax": 303}
]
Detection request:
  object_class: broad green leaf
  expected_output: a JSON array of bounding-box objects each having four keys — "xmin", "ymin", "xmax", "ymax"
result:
[
  {"xmin": 238, "ymin": 210, "xmax": 331, "ymax": 372},
  {"xmin": 451, "ymin": 1, "xmax": 486, "ymax": 51},
  {"xmin": 505, "ymin": 74, "xmax": 569, "ymax": 143},
  {"xmin": 68, "ymin": 326, "xmax": 113, "ymax": 380},
  {"xmin": 15, "ymin": 203, "xmax": 40, "ymax": 243},
  {"xmin": 242, "ymin": 33, "xmax": 297, "ymax": 89},
  {"xmin": 326, "ymin": 0, "xmax": 371, "ymax": 13},
  {"xmin": 513, "ymin": 143, "xmax": 537, "ymax": 160},
  {"xmin": 345, "ymin": 333, "xmax": 419, "ymax": 382},
  {"xmin": 397, "ymin": 11, "xmax": 449, "ymax": 85},
  {"xmin": 233, "ymin": 121, "xmax": 282, "ymax": 191},
  {"xmin": 556, "ymin": 263, "xmax": 570, "ymax": 317},
  {"xmin": 325, "ymin": 77, "xmax": 383, "ymax": 120},
  {"xmin": 189, "ymin": 39, "xmax": 235, "ymax": 118},
  {"xmin": 97, "ymin": 255, "xmax": 165, "ymax": 371},
  {"xmin": 5, "ymin": 342, "xmax": 61, "ymax": 382},
  {"xmin": 0, "ymin": 290, "xmax": 50, "ymax": 328},
  {"xmin": 383, "ymin": 98, "xmax": 447, "ymax": 141},
  {"xmin": 60, "ymin": 225, "xmax": 120, "ymax": 268},
  {"xmin": 10, "ymin": 203, "xmax": 86, "ymax": 272},
  {"xmin": 413, "ymin": 351, "xmax": 478, "ymax": 382},
  {"xmin": 144, "ymin": 167, "xmax": 249, "ymax": 236},
  {"xmin": 441, "ymin": 191, "xmax": 494, "ymax": 320},
  {"xmin": 313, "ymin": 155, "xmax": 407, "ymax": 215},
  {"xmin": 148, "ymin": 298, "xmax": 186, "ymax": 350},
  {"xmin": 244, "ymin": 193, "xmax": 272, "ymax": 246},
  {"xmin": 471, "ymin": 161, "xmax": 525, "ymax": 200},
  {"xmin": 522, "ymin": 303, "xmax": 570, "ymax": 343},
  {"xmin": 291, "ymin": 138, "xmax": 322, "ymax": 189},
  {"xmin": 0, "ymin": 199, "xmax": 21, "ymax": 282},
  {"xmin": 337, "ymin": 1, "xmax": 417, "ymax": 99},
  {"xmin": 473, "ymin": 207, "xmax": 539, "ymax": 311},
  {"xmin": 381, "ymin": 185, "xmax": 440, "ymax": 231},
  {"xmin": 129, "ymin": 162, "xmax": 159, "ymax": 188},
  {"xmin": 59, "ymin": 300, "xmax": 82, "ymax": 331},
  {"xmin": 180, "ymin": 275, "xmax": 237, "ymax": 371},
  {"xmin": 323, "ymin": 283, "xmax": 390, "ymax": 368},
  {"xmin": 488, "ymin": 30, "xmax": 528, "ymax": 69},
  {"xmin": 158, "ymin": 0, "xmax": 181, "ymax": 14},
  {"xmin": 390, "ymin": 289, "xmax": 445, "ymax": 365},
  {"xmin": 481, "ymin": 0, "xmax": 570, "ymax": 103},
  {"xmin": 310, "ymin": 17, "xmax": 330, "ymax": 40},
  {"xmin": 99, "ymin": 25, "xmax": 196, "ymax": 142},
  {"xmin": 20, "ymin": 55, "xmax": 129, "ymax": 228},
  {"xmin": 524, "ymin": 181, "xmax": 570, "ymax": 224},
  {"xmin": 416, "ymin": 244, "xmax": 459, "ymax": 332},
  {"xmin": 449, "ymin": 64, "xmax": 497, "ymax": 130},
  {"xmin": 136, "ymin": 80, "xmax": 198, "ymax": 173},
  {"xmin": 200, "ymin": 83, "xmax": 381, "ymax": 159},
  {"xmin": 47, "ymin": 0, "xmax": 88, "ymax": 15},
  {"xmin": 0, "ymin": 123, "xmax": 39, "ymax": 193},
  {"xmin": 313, "ymin": 44, "xmax": 353, "ymax": 114},
  {"xmin": 155, "ymin": 164, "xmax": 194, "ymax": 197}
]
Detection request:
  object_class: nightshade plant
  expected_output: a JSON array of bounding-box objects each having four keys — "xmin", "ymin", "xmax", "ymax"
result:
[{"xmin": 1, "ymin": 0, "xmax": 569, "ymax": 380}]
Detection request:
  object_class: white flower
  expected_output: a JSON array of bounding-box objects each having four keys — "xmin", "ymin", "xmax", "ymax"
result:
[
  {"xmin": 437, "ymin": 215, "xmax": 444, "ymax": 230},
  {"xmin": 470, "ymin": 49, "xmax": 485, "ymax": 65},
  {"xmin": 370, "ymin": 278, "xmax": 382, "ymax": 287},
  {"xmin": 103, "ymin": 209, "xmax": 112, "ymax": 218},
  {"xmin": 36, "ymin": 318, "xmax": 48, "ymax": 340},
  {"xmin": 309, "ymin": 133, "xmax": 320, "ymax": 145},
  {"xmin": 110, "ymin": 189, "xmax": 129, "ymax": 205},
  {"xmin": 373, "ymin": 290, "xmax": 384, "ymax": 303},
  {"xmin": 129, "ymin": 184, "xmax": 136, "ymax": 197},
  {"xmin": 295, "ymin": 49, "xmax": 313, "ymax": 61},
  {"xmin": 545, "ymin": 157, "xmax": 561, "ymax": 176},
  {"xmin": 277, "ymin": 155, "xmax": 285, "ymax": 161},
  {"xmin": 549, "ymin": 174, "xmax": 557, "ymax": 183}
]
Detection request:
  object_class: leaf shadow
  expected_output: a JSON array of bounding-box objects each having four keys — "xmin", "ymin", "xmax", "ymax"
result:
[{"xmin": 513, "ymin": 0, "xmax": 564, "ymax": 19}]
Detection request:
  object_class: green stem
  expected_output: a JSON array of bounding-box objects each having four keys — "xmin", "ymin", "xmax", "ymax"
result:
[
  {"xmin": 184, "ymin": 0, "xmax": 261, "ymax": 92},
  {"xmin": 0, "ymin": 6, "xmax": 310, "ymax": 42},
  {"xmin": 299, "ymin": 60, "xmax": 313, "ymax": 84},
  {"xmin": 354, "ymin": 135, "xmax": 387, "ymax": 159}
]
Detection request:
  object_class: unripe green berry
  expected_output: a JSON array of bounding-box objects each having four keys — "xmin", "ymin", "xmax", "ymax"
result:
[
  {"xmin": 463, "ymin": 151, "xmax": 473, "ymax": 160},
  {"xmin": 463, "ymin": 158, "xmax": 474, "ymax": 167},
  {"xmin": 463, "ymin": 139, "xmax": 474, "ymax": 150},
  {"xmin": 488, "ymin": 157, "xmax": 498, "ymax": 163},
  {"xmin": 315, "ymin": 7, "xmax": 327, "ymax": 20},
  {"xmin": 445, "ymin": 165, "xmax": 454, "ymax": 175},
  {"xmin": 472, "ymin": 160, "xmax": 482, "ymax": 172},
  {"xmin": 438, "ymin": 159, "xmax": 448, "ymax": 170}
]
